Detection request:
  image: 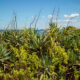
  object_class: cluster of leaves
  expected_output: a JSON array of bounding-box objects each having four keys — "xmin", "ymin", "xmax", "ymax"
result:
[{"xmin": 0, "ymin": 23, "xmax": 80, "ymax": 80}]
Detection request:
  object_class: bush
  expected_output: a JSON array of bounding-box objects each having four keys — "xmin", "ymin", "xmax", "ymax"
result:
[{"xmin": 0, "ymin": 24, "xmax": 80, "ymax": 80}]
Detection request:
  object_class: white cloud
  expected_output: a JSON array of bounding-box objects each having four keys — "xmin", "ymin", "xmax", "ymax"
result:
[
  {"xmin": 64, "ymin": 19, "xmax": 72, "ymax": 22},
  {"xmin": 64, "ymin": 15, "xmax": 69, "ymax": 18},
  {"xmin": 64, "ymin": 13, "xmax": 79, "ymax": 18},
  {"xmin": 70, "ymin": 13, "xmax": 79, "ymax": 17},
  {"xmin": 48, "ymin": 14, "xmax": 53, "ymax": 19},
  {"xmin": 53, "ymin": 19, "xmax": 77, "ymax": 22},
  {"xmin": 63, "ymin": 19, "xmax": 77, "ymax": 22}
]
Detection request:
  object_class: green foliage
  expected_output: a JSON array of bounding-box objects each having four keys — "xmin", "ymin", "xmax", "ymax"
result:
[
  {"xmin": 0, "ymin": 44, "xmax": 10, "ymax": 63},
  {"xmin": 0, "ymin": 24, "xmax": 80, "ymax": 80}
]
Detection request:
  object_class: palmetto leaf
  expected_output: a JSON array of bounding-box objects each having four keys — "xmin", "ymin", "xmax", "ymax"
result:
[{"xmin": 0, "ymin": 44, "xmax": 10, "ymax": 63}]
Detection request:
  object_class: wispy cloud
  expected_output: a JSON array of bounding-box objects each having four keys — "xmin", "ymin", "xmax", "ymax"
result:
[
  {"xmin": 63, "ymin": 19, "xmax": 77, "ymax": 22},
  {"xmin": 53, "ymin": 19, "xmax": 77, "ymax": 22},
  {"xmin": 64, "ymin": 13, "xmax": 79, "ymax": 18},
  {"xmin": 48, "ymin": 14, "xmax": 53, "ymax": 19}
]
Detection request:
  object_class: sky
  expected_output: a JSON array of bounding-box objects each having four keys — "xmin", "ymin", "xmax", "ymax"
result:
[{"xmin": 0, "ymin": 0, "xmax": 80, "ymax": 29}]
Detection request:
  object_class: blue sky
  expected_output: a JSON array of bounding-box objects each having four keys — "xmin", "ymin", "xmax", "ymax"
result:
[{"xmin": 0, "ymin": 0, "xmax": 80, "ymax": 29}]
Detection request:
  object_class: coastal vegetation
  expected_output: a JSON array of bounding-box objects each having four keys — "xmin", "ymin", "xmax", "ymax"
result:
[{"xmin": 0, "ymin": 23, "xmax": 80, "ymax": 80}]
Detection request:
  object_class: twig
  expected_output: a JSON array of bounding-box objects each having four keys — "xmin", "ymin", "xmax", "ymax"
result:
[
  {"xmin": 35, "ymin": 10, "xmax": 42, "ymax": 29},
  {"xmin": 56, "ymin": 8, "xmax": 60, "ymax": 27},
  {"xmin": 50, "ymin": 8, "xmax": 55, "ymax": 23},
  {"xmin": 29, "ymin": 15, "xmax": 36, "ymax": 28}
]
